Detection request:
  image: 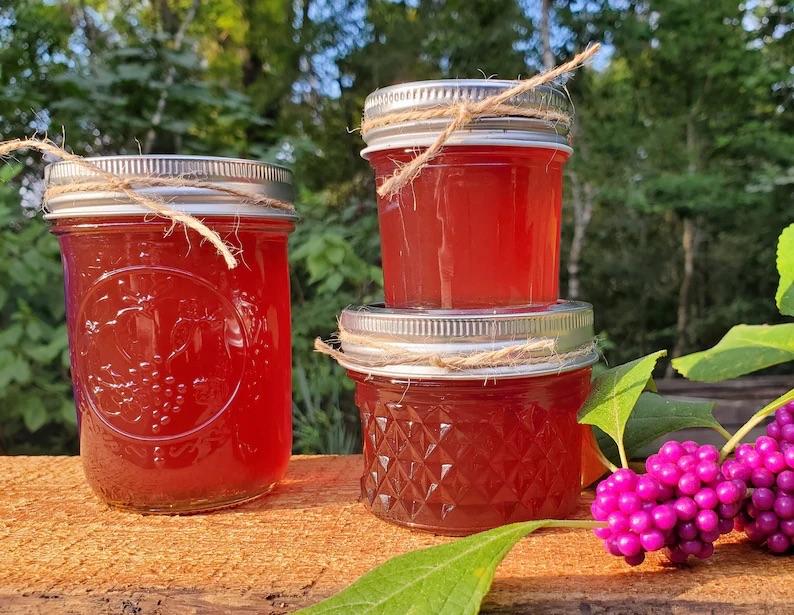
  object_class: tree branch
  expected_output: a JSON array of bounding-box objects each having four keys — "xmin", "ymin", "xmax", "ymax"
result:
[{"xmin": 142, "ymin": 0, "xmax": 201, "ymax": 154}]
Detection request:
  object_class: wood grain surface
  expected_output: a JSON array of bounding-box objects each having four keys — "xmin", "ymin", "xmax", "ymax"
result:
[{"xmin": 3, "ymin": 455, "xmax": 794, "ymax": 614}]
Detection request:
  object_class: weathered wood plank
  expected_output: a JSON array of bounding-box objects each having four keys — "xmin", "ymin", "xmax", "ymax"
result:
[
  {"xmin": 648, "ymin": 375, "xmax": 792, "ymax": 448},
  {"xmin": 2, "ymin": 455, "xmax": 794, "ymax": 614},
  {"xmin": 656, "ymin": 376, "xmax": 792, "ymax": 416}
]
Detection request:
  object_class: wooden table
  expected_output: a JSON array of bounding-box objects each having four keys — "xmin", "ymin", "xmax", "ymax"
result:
[{"xmin": 3, "ymin": 455, "xmax": 794, "ymax": 614}]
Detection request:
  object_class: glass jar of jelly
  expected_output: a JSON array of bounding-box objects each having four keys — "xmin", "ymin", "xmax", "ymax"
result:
[
  {"xmin": 362, "ymin": 80, "xmax": 572, "ymax": 309},
  {"xmin": 335, "ymin": 301, "xmax": 598, "ymax": 535},
  {"xmin": 45, "ymin": 156, "xmax": 296, "ymax": 513}
]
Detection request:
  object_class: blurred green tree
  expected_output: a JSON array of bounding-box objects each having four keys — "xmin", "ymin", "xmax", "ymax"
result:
[{"xmin": 0, "ymin": 0, "xmax": 790, "ymax": 454}]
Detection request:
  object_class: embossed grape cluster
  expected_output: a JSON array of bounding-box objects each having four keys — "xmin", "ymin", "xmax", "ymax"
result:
[
  {"xmin": 591, "ymin": 441, "xmax": 745, "ymax": 565},
  {"xmin": 728, "ymin": 402, "xmax": 794, "ymax": 553}
]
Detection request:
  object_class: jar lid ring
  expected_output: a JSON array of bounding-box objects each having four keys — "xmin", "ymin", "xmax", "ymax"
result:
[
  {"xmin": 315, "ymin": 301, "xmax": 600, "ymax": 380},
  {"xmin": 360, "ymin": 44, "xmax": 600, "ymax": 198}
]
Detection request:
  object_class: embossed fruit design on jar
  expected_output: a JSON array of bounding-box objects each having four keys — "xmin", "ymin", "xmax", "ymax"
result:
[
  {"xmin": 333, "ymin": 302, "xmax": 598, "ymax": 535},
  {"xmin": 361, "ymin": 80, "xmax": 572, "ymax": 309},
  {"xmin": 45, "ymin": 155, "xmax": 296, "ymax": 512}
]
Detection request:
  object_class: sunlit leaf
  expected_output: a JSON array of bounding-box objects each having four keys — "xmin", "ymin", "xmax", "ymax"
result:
[
  {"xmin": 578, "ymin": 351, "xmax": 666, "ymax": 466},
  {"xmin": 596, "ymin": 392, "xmax": 722, "ymax": 464},
  {"xmin": 776, "ymin": 224, "xmax": 794, "ymax": 316},
  {"xmin": 298, "ymin": 520, "xmax": 591, "ymax": 615},
  {"xmin": 672, "ymin": 324, "xmax": 794, "ymax": 382}
]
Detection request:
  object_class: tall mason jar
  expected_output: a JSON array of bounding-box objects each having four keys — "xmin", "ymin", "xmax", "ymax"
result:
[{"xmin": 45, "ymin": 156, "xmax": 296, "ymax": 513}]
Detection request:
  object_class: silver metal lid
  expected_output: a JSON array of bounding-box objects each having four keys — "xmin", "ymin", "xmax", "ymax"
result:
[
  {"xmin": 44, "ymin": 155, "xmax": 296, "ymax": 219},
  {"xmin": 361, "ymin": 79, "xmax": 573, "ymax": 155},
  {"xmin": 338, "ymin": 301, "xmax": 598, "ymax": 380}
]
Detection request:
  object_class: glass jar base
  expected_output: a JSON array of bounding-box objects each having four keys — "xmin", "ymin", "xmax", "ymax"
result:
[
  {"xmin": 363, "ymin": 498, "xmax": 580, "ymax": 537},
  {"xmin": 96, "ymin": 482, "xmax": 278, "ymax": 515}
]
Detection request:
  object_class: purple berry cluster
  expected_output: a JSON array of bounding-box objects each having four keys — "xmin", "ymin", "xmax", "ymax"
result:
[
  {"xmin": 728, "ymin": 402, "xmax": 794, "ymax": 554},
  {"xmin": 591, "ymin": 441, "xmax": 744, "ymax": 565}
]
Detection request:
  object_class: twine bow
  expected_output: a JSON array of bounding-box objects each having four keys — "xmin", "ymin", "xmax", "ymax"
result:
[
  {"xmin": 361, "ymin": 43, "xmax": 601, "ymax": 198},
  {"xmin": 0, "ymin": 138, "xmax": 295, "ymax": 269}
]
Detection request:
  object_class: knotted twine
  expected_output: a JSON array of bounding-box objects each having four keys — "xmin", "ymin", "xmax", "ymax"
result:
[
  {"xmin": 361, "ymin": 43, "xmax": 601, "ymax": 198},
  {"xmin": 0, "ymin": 138, "xmax": 295, "ymax": 269},
  {"xmin": 314, "ymin": 325, "xmax": 596, "ymax": 373}
]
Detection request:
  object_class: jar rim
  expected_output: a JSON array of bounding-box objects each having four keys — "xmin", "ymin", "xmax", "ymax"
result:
[
  {"xmin": 362, "ymin": 79, "xmax": 573, "ymax": 152},
  {"xmin": 45, "ymin": 154, "xmax": 292, "ymax": 185},
  {"xmin": 360, "ymin": 123, "xmax": 572, "ymax": 157},
  {"xmin": 363, "ymin": 79, "xmax": 570, "ymax": 123},
  {"xmin": 44, "ymin": 154, "xmax": 296, "ymax": 220}
]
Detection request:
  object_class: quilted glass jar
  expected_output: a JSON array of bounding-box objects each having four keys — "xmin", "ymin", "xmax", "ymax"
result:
[
  {"xmin": 336, "ymin": 302, "xmax": 598, "ymax": 535},
  {"xmin": 46, "ymin": 156, "xmax": 296, "ymax": 513},
  {"xmin": 362, "ymin": 80, "xmax": 572, "ymax": 309}
]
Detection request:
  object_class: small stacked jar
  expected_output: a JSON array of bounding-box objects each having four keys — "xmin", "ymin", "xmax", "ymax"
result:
[{"xmin": 327, "ymin": 80, "xmax": 600, "ymax": 535}]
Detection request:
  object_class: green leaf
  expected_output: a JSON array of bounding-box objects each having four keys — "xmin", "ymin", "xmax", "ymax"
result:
[
  {"xmin": 297, "ymin": 520, "xmax": 591, "ymax": 615},
  {"xmin": 578, "ymin": 350, "xmax": 667, "ymax": 467},
  {"xmin": 0, "ymin": 162, "xmax": 23, "ymax": 184},
  {"xmin": 325, "ymin": 244, "xmax": 346, "ymax": 265},
  {"xmin": 161, "ymin": 48, "xmax": 200, "ymax": 69},
  {"xmin": 672, "ymin": 324, "xmax": 794, "ymax": 382},
  {"xmin": 0, "ymin": 353, "xmax": 31, "ymax": 388},
  {"xmin": 114, "ymin": 63, "xmax": 154, "ymax": 82},
  {"xmin": 25, "ymin": 318, "xmax": 45, "ymax": 342},
  {"xmin": 25, "ymin": 337, "xmax": 67, "ymax": 363},
  {"xmin": 22, "ymin": 398, "xmax": 48, "ymax": 432},
  {"xmin": 596, "ymin": 392, "xmax": 722, "ymax": 464},
  {"xmin": 60, "ymin": 400, "xmax": 77, "ymax": 426},
  {"xmin": 0, "ymin": 352, "xmax": 14, "ymax": 389},
  {"xmin": 321, "ymin": 272, "xmax": 344, "ymax": 293},
  {"xmin": 0, "ymin": 324, "xmax": 23, "ymax": 347},
  {"xmin": 776, "ymin": 224, "xmax": 794, "ymax": 316}
]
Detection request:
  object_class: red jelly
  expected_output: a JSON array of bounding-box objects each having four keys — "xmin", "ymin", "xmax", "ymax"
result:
[
  {"xmin": 366, "ymin": 147, "xmax": 568, "ymax": 309},
  {"xmin": 362, "ymin": 80, "xmax": 572, "ymax": 309},
  {"xmin": 46, "ymin": 156, "xmax": 296, "ymax": 512},
  {"xmin": 336, "ymin": 302, "xmax": 597, "ymax": 535}
]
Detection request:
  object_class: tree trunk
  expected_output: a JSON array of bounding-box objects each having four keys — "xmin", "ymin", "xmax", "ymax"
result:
[
  {"xmin": 541, "ymin": 0, "xmax": 554, "ymax": 71},
  {"xmin": 543, "ymin": 0, "xmax": 596, "ymax": 301},
  {"xmin": 667, "ymin": 114, "xmax": 701, "ymax": 376},
  {"xmin": 668, "ymin": 217, "xmax": 698, "ymax": 375},
  {"xmin": 567, "ymin": 172, "xmax": 594, "ymax": 300}
]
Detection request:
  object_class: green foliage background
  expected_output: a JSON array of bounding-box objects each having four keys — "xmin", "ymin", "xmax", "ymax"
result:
[{"xmin": 0, "ymin": 0, "xmax": 791, "ymax": 454}]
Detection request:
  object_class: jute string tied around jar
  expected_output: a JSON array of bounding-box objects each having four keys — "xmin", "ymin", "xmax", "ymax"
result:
[
  {"xmin": 360, "ymin": 43, "xmax": 601, "ymax": 198},
  {"xmin": 314, "ymin": 325, "xmax": 597, "ymax": 373},
  {"xmin": 0, "ymin": 138, "xmax": 296, "ymax": 269}
]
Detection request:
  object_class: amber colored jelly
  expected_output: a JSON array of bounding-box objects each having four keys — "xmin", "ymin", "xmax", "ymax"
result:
[
  {"xmin": 349, "ymin": 367, "xmax": 591, "ymax": 535},
  {"xmin": 365, "ymin": 146, "xmax": 569, "ymax": 309},
  {"xmin": 53, "ymin": 216, "xmax": 294, "ymax": 512}
]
